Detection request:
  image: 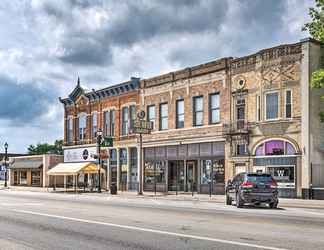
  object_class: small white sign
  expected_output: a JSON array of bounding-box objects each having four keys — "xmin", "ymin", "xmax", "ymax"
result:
[{"xmin": 64, "ymin": 147, "xmax": 97, "ymax": 163}]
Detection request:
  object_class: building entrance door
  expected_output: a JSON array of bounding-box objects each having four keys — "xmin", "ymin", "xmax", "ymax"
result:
[
  {"xmin": 168, "ymin": 161, "xmax": 184, "ymax": 191},
  {"xmin": 186, "ymin": 161, "xmax": 197, "ymax": 192}
]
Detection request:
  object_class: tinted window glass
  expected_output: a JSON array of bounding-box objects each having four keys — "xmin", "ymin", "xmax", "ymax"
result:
[{"xmin": 246, "ymin": 174, "xmax": 273, "ymax": 183}]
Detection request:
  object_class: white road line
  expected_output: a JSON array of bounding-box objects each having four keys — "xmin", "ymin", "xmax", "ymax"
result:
[
  {"xmin": 14, "ymin": 209, "xmax": 288, "ymax": 250},
  {"xmin": 0, "ymin": 203, "xmax": 43, "ymax": 206},
  {"xmin": 150, "ymin": 199, "xmax": 162, "ymax": 205}
]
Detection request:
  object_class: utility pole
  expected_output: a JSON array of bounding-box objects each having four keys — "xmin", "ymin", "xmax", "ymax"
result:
[
  {"xmin": 138, "ymin": 133, "xmax": 143, "ymax": 195},
  {"xmin": 4, "ymin": 142, "xmax": 8, "ymax": 188},
  {"xmin": 97, "ymin": 129, "xmax": 103, "ymax": 193}
]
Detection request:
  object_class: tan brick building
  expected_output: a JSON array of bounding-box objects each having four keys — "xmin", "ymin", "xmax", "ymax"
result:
[
  {"xmin": 140, "ymin": 58, "xmax": 231, "ymax": 194},
  {"xmin": 225, "ymin": 38, "xmax": 324, "ymax": 198}
]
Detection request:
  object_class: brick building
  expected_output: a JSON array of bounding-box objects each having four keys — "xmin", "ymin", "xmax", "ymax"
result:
[
  {"xmin": 58, "ymin": 38, "xmax": 324, "ymax": 198},
  {"xmin": 140, "ymin": 58, "xmax": 231, "ymax": 194},
  {"xmin": 59, "ymin": 77, "xmax": 140, "ymax": 191},
  {"xmin": 225, "ymin": 38, "xmax": 324, "ymax": 198}
]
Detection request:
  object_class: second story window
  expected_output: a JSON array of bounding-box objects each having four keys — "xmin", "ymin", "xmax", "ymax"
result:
[
  {"xmin": 67, "ymin": 117, "xmax": 73, "ymax": 143},
  {"xmin": 176, "ymin": 99, "xmax": 184, "ymax": 129},
  {"xmin": 193, "ymin": 96, "xmax": 203, "ymax": 126},
  {"xmin": 92, "ymin": 112, "xmax": 97, "ymax": 138},
  {"xmin": 147, "ymin": 105, "xmax": 156, "ymax": 130},
  {"xmin": 285, "ymin": 90, "xmax": 292, "ymax": 118},
  {"xmin": 265, "ymin": 92, "xmax": 279, "ymax": 120},
  {"xmin": 104, "ymin": 111, "xmax": 110, "ymax": 136},
  {"xmin": 209, "ymin": 93, "xmax": 220, "ymax": 124},
  {"xmin": 122, "ymin": 107, "xmax": 129, "ymax": 135},
  {"xmin": 236, "ymin": 97, "xmax": 245, "ymax": 129},
  {"xmin": 159, "ymin": 103, "xmax": 168, "ymax": 130},
  {"xmin": 236, "ymin": 144, "xmax": 247, "ymax": 156},
  {"xmin": 130, "ymin": 105, "xmax": 136, "ymax": 132},
  {"xmin": 110, "ymin": 110, "xmax": 115, "ymax": 136},
  {"xmin": 78, "ymin": 113, "xmax": 87, "ymax": 141}
]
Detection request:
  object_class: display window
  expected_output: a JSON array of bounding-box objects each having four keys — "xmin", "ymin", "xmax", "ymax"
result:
[
  {"xmin": 267, "ymin": 165, "xmax": 295, "ymax": 188},
  {"xmin": 200, "ymin": 160, "xmax": 225, "ymax": 184},
  {"xmin": 144, "ymin": 161, "xmax": 166, "ymax": 184}
]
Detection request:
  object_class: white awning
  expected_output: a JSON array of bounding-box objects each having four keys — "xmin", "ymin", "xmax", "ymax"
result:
[{"xmin": 47, "ymin": 162, "xmax": 105, "ymax": 176}]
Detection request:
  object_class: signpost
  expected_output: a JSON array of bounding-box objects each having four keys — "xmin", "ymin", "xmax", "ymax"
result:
[
  {"xmin": 133, "ymin": 111, "xmax": 153, "ymax": 195},
  {"xmin": 101, "ymin": 137, "xmax": 113, "ymax": 147}
]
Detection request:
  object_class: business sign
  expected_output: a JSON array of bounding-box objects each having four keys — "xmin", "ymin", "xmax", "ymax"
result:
[
  {"xmin": 132, "ymin": 120, "xmax": 153, "ymax": 134},
  {"xmin": 64, "ymin": 147, "xmax": 97, "ymax": 163},
  {"xmin": 101, "ymin": 137, "xmax": 113, "ymax": 147}
]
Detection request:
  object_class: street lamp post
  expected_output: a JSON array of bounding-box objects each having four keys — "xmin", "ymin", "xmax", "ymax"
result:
[
  {"xmin": 97, "ymin": 129, "xmax": 103, "ymax": 193},
  {"xmin": 4, "ymin": 142, "xmax": 8, "ymax": 188}
]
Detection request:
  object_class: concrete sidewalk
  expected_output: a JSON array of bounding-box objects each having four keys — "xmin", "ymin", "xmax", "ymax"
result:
[{"xmin": 3, "ymin": 185, "xmax": 324, "ymax": 209}]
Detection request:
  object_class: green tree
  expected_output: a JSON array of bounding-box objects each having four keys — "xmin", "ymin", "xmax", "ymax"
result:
[
  {"xmin": 303, "ymin": 0, "xmax": 324, "ymax": 122},
  {"xmin": 27, "ymin": 139, "xmax": 63, "ymax": 155}
]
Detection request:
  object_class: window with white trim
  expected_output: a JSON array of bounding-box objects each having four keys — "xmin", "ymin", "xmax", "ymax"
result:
[
  {"xmin": 176, "ymin": 99, "xmax": 184, "ymax": 129},
  {"xmin": 122, "ymin": 107, "xmax": 129, "ymax": 135},
  {"xmin": 265, "ymin": 92, "xmax": 279, "ymax": 120},
  {"xmin": 67, "ymin": 117, "xmax": 73, "ymax": 143},
  {"xmin": 78, "ymin": 113, "xmax": 87, "ymax": 141},
  {"xmin": 92, "ymin": 112, "xmax": 97, "ymax": 138},
  {"xmin": 209, "ymin": 93, "xmax": 220, "ymax": 124},
  {"xmin": 147, "ymin": 105, "xmax": 155, "ymax": 130},
  {"xmin": 159, "ymin": 103, "xmax": 168, "ymax": 130},
  {"xmin": 193, "ymin": 96, "xmax": 203, "ymax": 126}
]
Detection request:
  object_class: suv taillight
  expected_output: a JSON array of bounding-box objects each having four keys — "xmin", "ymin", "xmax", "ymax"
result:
[
  {"xmin": 241, "ymin": 181, "xmax": 254, "ymax": 188},
  {"xmin": 270, "ymin": 180, "xmax": 278, "ymax": 189}
]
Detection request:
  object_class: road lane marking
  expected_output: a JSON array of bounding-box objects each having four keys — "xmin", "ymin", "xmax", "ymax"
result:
[
  {"xmin": 0, "ymin": 203, "xmax": 43, "ymax": 206},
  {"xmin": 14, "ymin": 209, "xmax": 288, "ymax": 250}
]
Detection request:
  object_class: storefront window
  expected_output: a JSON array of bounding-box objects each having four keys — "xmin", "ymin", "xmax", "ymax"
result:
[
  {"xmin": 20, "ymin": 171, "xmax": 27, "ymax": 185},
  {"xmin": 144, "ymin": 161, "xmax": 166, "ymax": 184},
  {"xmin": 119, "ymin": 148, "xmax": 127, "ymax": 165},
  {"xmin": 267, "ymin": 166, "xmax": 295, "ymax": 188},
  {"xmin": 200, "ymin": 160, "xmax": 225, "ymax": 184},
  {"xmin": 110, "ymin": 149, "xmax": 117, "ymax": 165}
]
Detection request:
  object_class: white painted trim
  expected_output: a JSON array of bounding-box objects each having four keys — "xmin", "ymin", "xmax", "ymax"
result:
[{"xmin": 102, "ymin": 107, "xmax": 117, "ymax": 112}]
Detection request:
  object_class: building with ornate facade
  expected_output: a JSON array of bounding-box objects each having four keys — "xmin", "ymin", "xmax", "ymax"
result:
[
  {"xmin": 59, "ymin": 77, "xmax": 140, "ymax": 191},
  {"xmin": 57, "ymin": 38, "xmax": 324, "ymax": 198},
  {"xmin": 225, "ymin": 38, "xmax": 324, "ymax": 198}
]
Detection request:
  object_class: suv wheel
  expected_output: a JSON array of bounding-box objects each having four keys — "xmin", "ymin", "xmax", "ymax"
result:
[
  {"xmin": 269, "ymin": 201, "xmax": 278, "ymax": 209},
  {"xmin": 226, "ymin": 194, "xmax": 232, "ymax": 205},
  {"xmin": 236, "ymin": 193, "xmax": 244, "ymax": 208}
]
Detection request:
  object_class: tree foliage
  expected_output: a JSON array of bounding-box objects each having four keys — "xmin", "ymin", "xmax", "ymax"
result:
[
  {"xmin": 27, "ymin": 140, "xmax": 63, "ymax": 155},
  {"xmin": 303, "ymin": 0, "xmax": 324, "ymax": 122}
]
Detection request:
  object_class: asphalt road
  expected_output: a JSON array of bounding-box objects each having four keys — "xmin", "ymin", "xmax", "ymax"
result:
[{"xmin": 0, "ymin": 191, "xmax": 324, "ymax": 250}]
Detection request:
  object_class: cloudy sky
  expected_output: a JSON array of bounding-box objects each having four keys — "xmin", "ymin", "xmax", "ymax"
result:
[{"xmin": 0, "ymin": 0, "xmax": 313, "ymax": 153}]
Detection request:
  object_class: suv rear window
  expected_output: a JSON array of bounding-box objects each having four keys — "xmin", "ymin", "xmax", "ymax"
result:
[{"xmin": 246, "ymin": 174, "xmax": 274, "ymax": 183}]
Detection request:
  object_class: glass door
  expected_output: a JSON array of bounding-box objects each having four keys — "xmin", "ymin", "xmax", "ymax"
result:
[
  {"xmin": 168, "ymin": 161, "xmax": 184, "ymax": 191},
  {"xmin": 186, "ymin": 161, "xmax": 197, "ymax": 192}
]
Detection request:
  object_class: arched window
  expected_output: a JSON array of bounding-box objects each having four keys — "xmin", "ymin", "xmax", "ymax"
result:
[{"xmin": 255, "ymin": 140, "xmax": 296, "ymax": 156}]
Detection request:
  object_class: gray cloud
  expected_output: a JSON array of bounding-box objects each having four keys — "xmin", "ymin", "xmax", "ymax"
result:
[
  {"xmin": 0, "ymin": 75, "xmax": 57, "ymax": 123},
  {"xmin": 0, "ymin": 0, "xmax": 312, "ymax": 152}
]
